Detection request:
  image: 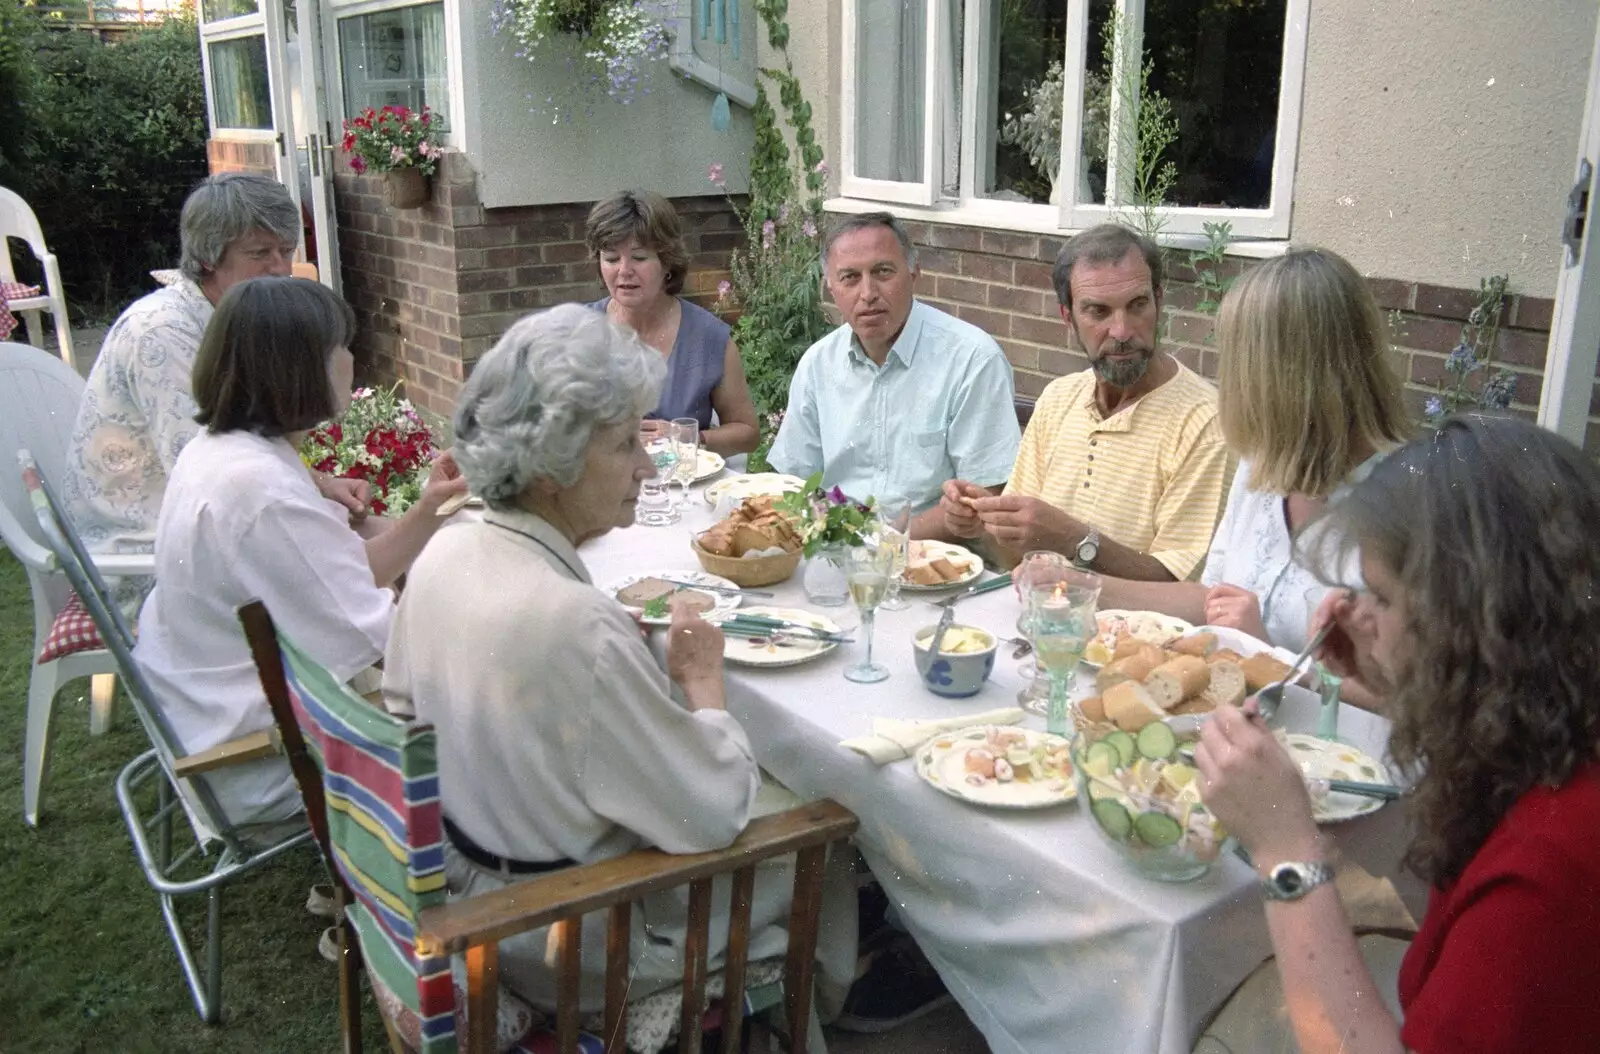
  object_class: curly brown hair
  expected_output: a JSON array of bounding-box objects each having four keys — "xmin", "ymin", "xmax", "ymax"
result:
[
  {"xmin": 584, "ymin": 190, "xmax": 691, "ymax": 297},
  {"xmin": 1317, "ymin": 415, "xmax": 1600, "ymax": 885}
]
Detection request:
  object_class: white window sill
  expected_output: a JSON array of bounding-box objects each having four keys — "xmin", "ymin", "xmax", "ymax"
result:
[{"xmin": 823, "ymin": 196, "xmax": 1292, "ymax": 259}]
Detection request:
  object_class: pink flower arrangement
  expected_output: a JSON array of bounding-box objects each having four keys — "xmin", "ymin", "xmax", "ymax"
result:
[{"xmin": 341, "ymin": 105, "xmax": 441, "ymax": 177}]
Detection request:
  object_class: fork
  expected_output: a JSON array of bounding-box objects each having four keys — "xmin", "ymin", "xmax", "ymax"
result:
[{"xmin": 1254, "ymin": 621, "xmax": 1336, "ymax": 721}]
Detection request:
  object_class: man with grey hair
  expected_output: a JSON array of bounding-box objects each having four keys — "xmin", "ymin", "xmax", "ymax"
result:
[
  {"xmin": 767, "ymin": 212, "xmax": 1020, "ymax": 538},
  {"xmin": 62, "ymin": 172, "xmax": 369, "ymax": 568},
  {"xmin": 941, "ymin": 223, "xmax": 1228, "ymax": 581}
]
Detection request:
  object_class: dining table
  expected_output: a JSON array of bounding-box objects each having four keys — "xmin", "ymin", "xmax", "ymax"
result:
[{"xmin": 575, "ymin": 486, "xmax": 1421, "ymax": 1054}]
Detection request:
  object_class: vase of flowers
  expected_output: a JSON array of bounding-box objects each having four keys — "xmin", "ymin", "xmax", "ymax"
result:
[
  {"xmin": 300, "ymin": 384, "xmax": 438, "ymax": 515},
  {"xmin": 340, "ymin": 105, "xmax": 440, "ymax": 209},
  {"xmin": 776, "ymin": 474, "xmax": 877, "ymax": 607}
]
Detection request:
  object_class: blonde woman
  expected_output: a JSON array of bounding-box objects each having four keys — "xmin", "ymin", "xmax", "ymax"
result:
[{"xmin": 1097, "ymin": 248, "xmax": 1410, "ymax": 672}]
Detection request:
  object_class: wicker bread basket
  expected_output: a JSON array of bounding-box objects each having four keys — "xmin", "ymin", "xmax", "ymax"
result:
[{"xmin": 690, "ymin": 535, "xmax": 802, "ymax": 587}]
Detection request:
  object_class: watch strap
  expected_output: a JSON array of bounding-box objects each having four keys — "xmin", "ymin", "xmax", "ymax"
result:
[{"xmin": 1261, "ymin": 860, "xmax": 1335, "ymax": 901}]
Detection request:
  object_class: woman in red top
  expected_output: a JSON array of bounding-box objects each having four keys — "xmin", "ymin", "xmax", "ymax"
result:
[{"xmin": 1197, "ymin": 414, "xmax": 1600, "ymax": 1054}]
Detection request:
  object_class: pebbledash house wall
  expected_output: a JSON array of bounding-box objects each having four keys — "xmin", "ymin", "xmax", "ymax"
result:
[{"xmin": 205, "ymin": 142, "xmax": 1586, "ymax": 445}]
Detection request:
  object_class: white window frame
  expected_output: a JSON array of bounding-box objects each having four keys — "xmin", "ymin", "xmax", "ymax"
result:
[
  {"xmin": 199, "ymin": 4, "xmax": 280, "ymax": 142},
  {"xmin": 664, "ymin": 0, "xmax": 757, "ymax": 109},
  {"xmin": 837, "ymin": 0, "xmax": 1309, "ymax": 238},
  {"xmin": 322, "ymin": 0, "xmax": 464, "ymax": 151},
  {"xmin": 839, "ymin": 0, "xmax": 950, "ymax": 206}
]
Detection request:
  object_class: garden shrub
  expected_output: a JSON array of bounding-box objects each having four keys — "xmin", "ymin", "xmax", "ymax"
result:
[{"xmin": 3, "ymin": 10, "xmax": 208, "ymax": 319}]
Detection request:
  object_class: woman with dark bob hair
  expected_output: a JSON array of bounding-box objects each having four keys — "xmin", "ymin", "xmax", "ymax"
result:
[
  {"xmin": 134, "ymin": 276, "xmax": 465, "ymax": 835},
  {"xmin": 585, "ymin": 190, "xmax": 760, "ymax": 455},
  {"xmin": 1195, "ymin": 415, "xmax": 1600, "ymax": 1052}
]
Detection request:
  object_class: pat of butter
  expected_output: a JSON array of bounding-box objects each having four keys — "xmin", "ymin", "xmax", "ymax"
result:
[{"xmin": 919, "ymin": 627, "xmax": 993, "ymax": 654}]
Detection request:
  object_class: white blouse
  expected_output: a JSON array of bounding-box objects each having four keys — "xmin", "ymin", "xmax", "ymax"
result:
[
  {"xmin": 135, "ymin": 430, "xmax": 394, "ymax": 829},
  {"xmin": 1200, "ymin": 456, "xmax": 1379, "ymax": 650}
]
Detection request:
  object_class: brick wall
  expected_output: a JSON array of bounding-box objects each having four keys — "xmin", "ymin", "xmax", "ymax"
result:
[
  {"xmin": 330, "ymin": 150, "xmax": 740, "ymax": 417},
  {"xmin": 900, "ymin": 219, "xmax": 1589, "ymax": 442},
  {"xmin": 206, "ymin": 139, "xmax": 276, "ymax": 177}
]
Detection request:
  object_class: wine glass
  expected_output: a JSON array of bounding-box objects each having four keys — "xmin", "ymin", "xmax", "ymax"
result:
[
  {"xmin": 669, "ymin": 417, "xmax": 700, "ymax": 507},
  {"xmin": 1013, "ymin": 550, "xmax": 1072, "ymax": 708},
  {"xmin": 875, "ymin": 498, "xmax": 912, "ymax": 611},
  {"xmin": 1305, "ymin": 586, "xmax": 1345, "ymax": 741},
  {"xmin": 635, "ymin": 423, "xmax": 680, "ymax": 526},
  {"xmin": 1024, "ymin": 569, "xmax": 1102, "ymax": 733},
  {"xmin": 843, "ymin": 544, "xmax": 895, "ymax": 684}
]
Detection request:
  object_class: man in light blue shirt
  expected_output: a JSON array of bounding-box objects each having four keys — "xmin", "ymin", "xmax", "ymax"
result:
[{"xmin": 767, "ymin": 213, "xmax": 1021, "ymax": 538}]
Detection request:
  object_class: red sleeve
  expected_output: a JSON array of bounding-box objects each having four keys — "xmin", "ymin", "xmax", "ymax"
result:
[{"xmin": 1400, "ymin": 834, "xmax": 1600, "ymax": 1052}]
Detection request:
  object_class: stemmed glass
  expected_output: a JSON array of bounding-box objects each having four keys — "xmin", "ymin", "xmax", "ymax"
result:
[
  {"xmin": 669, "ymin": 417, "xmax": 700, "ymax": 508},
  {"xmin": 875, "ymin": 498, "xmax": 912, "ymax": 611},
  {"xmin": 1026, "ymin": 570, "xmax": 1102, "ymax": 733},
  {"xmin": 1305, "ymin": 587, "xmax": 1345, "ymax": 741},
  {"xmin": 635, "ymin": 423, "xmax": 680, "ymax": 526},
  {"xmin": 843, "ymin": 543, "xmax": 895, "ymax": 684},
  {"xmin": 1014, "ymin": 550, "xmax": 1072, "ymax": 709}
]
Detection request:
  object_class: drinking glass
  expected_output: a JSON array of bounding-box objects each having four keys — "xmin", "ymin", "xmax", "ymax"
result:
[
  {"xmin": 843, "ymin": 544, "xmax": 895, "ymax": 684},
  {"xmin": 669, "ymin": 417, "xmax": 700, "ymax": 507},
  {"xmin": 875, "ymin": 498, "xmax": 912, "ymax": 611},
  {"xmin": 635, "ymin": 424, "xmax": 680, "ymax": 526},
  {"xmin": 1024, "ymin": 569, "xmax": 1102, "ymax": 733},
  {"xmin": 1305, "ymin": 587, "xmax": 1344, "ymax": 741},
  {"xmin": 1013, "ymin": 550, "xmax": 1072, "ymax": 707}
]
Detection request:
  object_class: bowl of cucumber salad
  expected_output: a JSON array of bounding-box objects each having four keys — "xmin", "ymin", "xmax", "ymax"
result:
[{"xmin": 1070, "ymin": 718, "xmax": 1231, "ymax": 882}]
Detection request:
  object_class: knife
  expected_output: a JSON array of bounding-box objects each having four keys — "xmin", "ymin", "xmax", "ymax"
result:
[
  {"xmin": 934, "ymin": 571, "xmax": 1014, "ymax": 608},
  {"xmin": 661, "ymin": 578, "xmax": 776, "ymax": 599}
]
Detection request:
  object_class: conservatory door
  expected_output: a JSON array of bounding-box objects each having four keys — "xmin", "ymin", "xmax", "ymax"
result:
[
  {"xmin": 279, "ymin": 0, "xmax": 343, "ymax": 292},
  {"xmin": 1537, "ymin": 16, "xmax": 1600, "ymax": 450},
  {"xmin": 198, "ymin": 0, "xmax": 302, "ymax": 203}
]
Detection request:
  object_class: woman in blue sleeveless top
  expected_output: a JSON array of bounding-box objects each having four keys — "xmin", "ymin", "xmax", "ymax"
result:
[{"xmin": 584, "ymin": 191, "xmax": 759, "ymax": 455}]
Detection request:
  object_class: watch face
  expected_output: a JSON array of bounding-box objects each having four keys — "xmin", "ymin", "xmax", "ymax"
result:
[{"xmin": 1272, "ymin": 866, "xmax": 1304, "ymax": 895}]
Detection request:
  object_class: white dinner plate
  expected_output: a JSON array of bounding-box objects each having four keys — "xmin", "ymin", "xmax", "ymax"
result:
[
  {"xmin": 915, "ymin": 725, "xmax": 1077, "ymax": 809},
  {"xmin": 606, "ymin": 570, "xmax": 742, "ymax": 627},
  {"xmin": 1283, "ymin": 734, "xmax": 1393, "ymax": 823},
  {"xmin": 715, "ymin": 606, "xmax": 840, "ymax": 668},
  {"xmin": 704, "ymin": 473, "xmax": 806, "ymax": 507},
  {"xmin": 688, "ymin": 449, "xmax": 726, "ymax": 483},
  {"xmin": 899, "ymin": 540, "xmax": 984, "ymax": 592}
]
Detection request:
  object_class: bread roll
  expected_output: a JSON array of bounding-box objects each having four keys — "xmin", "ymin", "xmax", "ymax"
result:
[
  {"xmin": 1170, "ymin": 632, "xmax": 1217, "ymax": 658},
  {"xmin": 1239, "ymin": 653, "xmax": 1294, "ymax": 693},
  {"xmin": 930, "ymin": 556, "xmax": 963, "ymax": 581},
  {"xmin": 1169, "ymin": 696, "xmax": 1217, "ymax": 716},
  {"xmin": 1145, "ymin": 655, "xmax": 1211, "ymax": 710},
  {"xmin": 1095, "ymin": 653, "xmax": 1158, "ymax": 694},
  {"xmin": 904, "ymin": 563, "xmax": 942, "ymax": 586},
  {"xmin": 1079, "ymin": 695, "xmax": 1107, "ymax": 724},
  {"xmin": 1207, "ymin": 648, "xmax": 1245, "ymax": 665},
  {"xmin": 1103, "ymin": 681, "xmax": 1164, "ymax": 732},
  {"xmin": 1112, "ymin": 635, "xmax": 1144, "ymax": 661},
  {"xmin": 1202, "ymin": 659, "xmax": 1247, "ymax": 709},
  {"xmin": 1134, "ymin": 642, "xmax": 1167, "ymax": 669}
]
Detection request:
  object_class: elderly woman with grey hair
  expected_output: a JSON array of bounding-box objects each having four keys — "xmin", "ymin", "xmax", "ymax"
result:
[
  {"xmin": 62, "ymin": 172, "xmax": 369, "ymax": 572},
  {"xmin": 382, "ymin": 303, "xmax": 854, "ymax": 1027}
]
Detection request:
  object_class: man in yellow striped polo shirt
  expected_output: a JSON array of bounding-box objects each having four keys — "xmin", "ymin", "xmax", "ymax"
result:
[{"xmin": 940, "ymin": 224, "xmax": 1229, "ymax": 580}]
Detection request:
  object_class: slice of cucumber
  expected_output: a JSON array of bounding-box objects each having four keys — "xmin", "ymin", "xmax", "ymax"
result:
[
  {"xmin": 1135, "ymin": 721, "xmax": 1178, "ymax": 761},
  {"xmin": 1133, "ymin": 811, "xmax": 1184, "ymax": 849},
  {"xmin": 1103, "ymin": 730, "xmax": 1136, "ymax": 768},
  {"xmin": 1085, "ymin": 741, "xmax": 1121, "ymax": 775},
  {"xmin": 1092, "ymin": 799, "xmax": 1134, "ymax": 841}
]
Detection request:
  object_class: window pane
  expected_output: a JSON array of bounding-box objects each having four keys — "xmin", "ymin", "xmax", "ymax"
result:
[
  {"xmin": 855, "ymin": 0, "xmax": 925, "ymax": 183},
  {"xmin": 1081, "ymin": 0, "xmax": 1285, "ymax": 209},
  {"xmin": 338, "ymin": 3, "xmax": 451, "ymax": 132},
  {"xmin": 208, "ymin": 35, "xmax": 272, "ymax": 130},
  {"xmin": 985, "ymin": 1, "xmax": 1068, "ymax": 205},
  {"xmin": 202, "ymin": 0, "xmax": 259, "ymax": 22}
]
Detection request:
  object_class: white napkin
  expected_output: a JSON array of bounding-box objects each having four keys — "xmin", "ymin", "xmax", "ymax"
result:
[{"xmin": 840, "ymin": 707, "xmax": 1026, "ymax": 765}]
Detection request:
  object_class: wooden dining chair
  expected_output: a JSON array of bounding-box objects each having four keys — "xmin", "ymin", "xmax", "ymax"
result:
[{"xmin": 241, "ymin": 598, "xmax": 859, "ymax": 1054}]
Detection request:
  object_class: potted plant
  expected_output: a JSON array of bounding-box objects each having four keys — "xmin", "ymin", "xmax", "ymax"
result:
[
  {"xmin": 299, "ymin": 384, "xmax": 439, "ymax": 514},
  {"xmin": 489, "ymin": 0, "xmax": 671, "ymax": 117},
  {"xmin": 340, "ymin": 105, "xmax": 440, "ymax": 209},
  {"xmin": 775, "ymin": 474, "xmax": 877, "ymax": 606},
  {"xmin": 999, "ymin": 61, "xmax": 1107, "ymax": 204}
]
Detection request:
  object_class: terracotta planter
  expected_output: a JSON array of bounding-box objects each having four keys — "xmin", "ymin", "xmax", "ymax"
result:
[{"xmin": 385, "ymin": 168, "xmax": 429, "ymax": 209}]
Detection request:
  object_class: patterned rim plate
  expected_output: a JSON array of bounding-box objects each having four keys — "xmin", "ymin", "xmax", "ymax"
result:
[
  {"xmin": 899, "ymin": 540, "xmax": 984, "ymax": 592},
  {"xmin": 704, "ymin": 473, "xmax": 806, "ymax": 506},
  {"xmin": 1284, "ymin": 734, "xmax": 1392, "ymax": 823},
  {"xmin": 715, "ymin": 606, "xmax": 841, "ymax": 668},
  {"xmin": 605, "ymin": 570, "xmax": 742, "ymax": 627},
  {"xmin": 1082, "ymin": 609, "xmax": 1198, "ymax": 668},
  {"xmin": 689, "ymin": 449, "xmax": 726, "ymax": 483},
  {"xmin": 915, "ymin": 725, "xmax": 1078, "ymax": 810}
]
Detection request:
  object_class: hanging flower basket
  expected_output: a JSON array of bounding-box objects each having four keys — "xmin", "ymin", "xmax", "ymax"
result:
[
  {"xmin": 385, "ymin": 167, "xmax": 430, "ymax": 209},
  {"xmin": 489, "ymin": 0, "xmax": 672, "ymax": 116}
]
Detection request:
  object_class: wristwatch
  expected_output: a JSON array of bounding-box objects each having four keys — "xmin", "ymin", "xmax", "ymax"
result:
[
  {"xmin": 1261, "ymin": 860, "xmax": 1335, "ymax": 902},
  {"xmin": 1073, "ymin": 527, "xmax": 1100, "ymax": 568}
]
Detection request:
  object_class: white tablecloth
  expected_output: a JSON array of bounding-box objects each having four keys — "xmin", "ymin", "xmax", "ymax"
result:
[{"xmin": 576, "ymin": 496, "xmax": 1417, "ymax": 1054}]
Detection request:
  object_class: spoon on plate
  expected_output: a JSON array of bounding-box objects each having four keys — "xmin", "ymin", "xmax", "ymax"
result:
[{"xmin": 1253, "ymin": 621, "xmax": 1336, "ymax": 722}]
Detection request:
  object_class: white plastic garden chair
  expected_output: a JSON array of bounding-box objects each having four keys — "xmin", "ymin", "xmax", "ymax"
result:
[
  {"xmin": 0, "ymin": 185, "xmax": 75, "ymax": 370},
  {"xmin": 0, "ymin": 341, "xmax": 152, "ymax": 826}
]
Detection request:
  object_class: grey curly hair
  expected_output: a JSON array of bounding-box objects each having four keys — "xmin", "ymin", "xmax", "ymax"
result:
[
  {"xmin": 179, "ymin": 173, "xmax": 301, "ymax": 283},
  {"xmin": 451, "ymin": 303, "xmax": 665, "ymax": 507}
]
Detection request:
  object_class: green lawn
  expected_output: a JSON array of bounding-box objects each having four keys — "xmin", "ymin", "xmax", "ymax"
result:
[{"xmin": 0, "ymin": 549, "xmax": 389, "ymax": 1051}]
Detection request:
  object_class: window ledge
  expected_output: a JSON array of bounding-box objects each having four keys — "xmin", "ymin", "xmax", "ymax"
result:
[{"xmin": 823, "ymin": 196, "xmax": 1292, "ymax": 259}]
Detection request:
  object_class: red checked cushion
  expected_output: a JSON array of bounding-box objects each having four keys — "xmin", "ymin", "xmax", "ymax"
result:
[{"xmin": 37, "ymin": 591, "xmax": 105, "ymax": 664}]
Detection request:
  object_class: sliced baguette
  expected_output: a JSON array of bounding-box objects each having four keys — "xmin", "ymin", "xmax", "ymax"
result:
[
  {"xmin": 1095, "ymin": 654, "xmax": 1158, "ymax": 694},
  {"xmin": 1169, "ymin": 632, "xmax": 1217, "ymax": 658},
  {"xmin": 1239, "ymin": 653, "xmax": 1295, "ymax": 693},
  {"xmin": 1145, "ymin": 655, "xmax": 1211, "ymax": 710},
  {"xmin": 1079, "ymin": 695, "xmax": 1107, "ymax": 724},
  {"xmin": 1103, "ymin": 681, "xmax": 1165, "ymax": 732},
  {"xmin": 1202, "ymin": 659, "xmax": 1247, "ymax": 709}
]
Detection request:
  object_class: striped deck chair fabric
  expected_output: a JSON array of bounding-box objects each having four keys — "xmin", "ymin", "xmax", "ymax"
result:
[{"xmin": 274, "ymin": 631, "xmax": 606, "ymax": 1053}]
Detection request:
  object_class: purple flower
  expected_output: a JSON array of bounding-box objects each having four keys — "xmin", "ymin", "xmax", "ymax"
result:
[
  {"xmin": 761, "ymin": 219, "xmax": 776, "ymax": 249},
  {"xmin": 827, "ymin": 485, "xmax": 848, "ymax": 505},
  {"xmin": 1444, "ymin": 342, "xmax": 1480, "ymax": 376},
  {"xmin": 1424, "ymin": 396, "xmax": 1445, "ymax": 419},
  {"xmin": 708, "ymin": 162, "xmax": 725, "ymax": 185},
  {"xmin": 802, "ymin": 217, "xmax": 818, "ymax": 238},
  {"xmin": 814, "ymin": 159, "xmax": 828, "ymax": 175},
  {"xmin": 716, "ymin": 279, "xmax": 732, "ymax": 300},
  {"xmin": 1481, "ymin": 370, "xmax": 1518, "ymax": 410}
]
